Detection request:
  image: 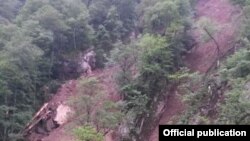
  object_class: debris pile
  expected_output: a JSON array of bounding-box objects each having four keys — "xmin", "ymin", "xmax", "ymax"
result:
[{"xmin": 23, "ymin": 80, "xmax": 76, "ymax": 141}]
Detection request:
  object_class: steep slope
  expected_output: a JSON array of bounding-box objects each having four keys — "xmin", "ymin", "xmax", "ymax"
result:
[
  {"xmin": 149, "ymin": 0, "xmax": 242, "ymax": 140},
  {"xmin": 28, "ymin": 67, "xmax": 120, "ymax": 141},
  {"xmin": 24, "ymin": 0, "xmax": 243, "ymax": 141},
  {"xmin": 24, "ymin": 80, "xmax": 77, "ymax": 141},
  {"xmin": 185, "ymin": 0, "xmax": 241, "ymax": 73}
]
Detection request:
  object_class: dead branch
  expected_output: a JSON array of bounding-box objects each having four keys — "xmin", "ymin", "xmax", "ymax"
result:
[
  {"xmin": 205, "ymin": 44, "xmax": 237, "ymax": 75},
  {"xmin": 204, "ymin": 27, "xmax": 221, "ymax": 56}
]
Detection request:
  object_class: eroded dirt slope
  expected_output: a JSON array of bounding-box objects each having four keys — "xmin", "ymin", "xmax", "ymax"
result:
[
  {"xmin": 26, "ymin": 0, "xmax": 242, "ymax": 141},
  {"xmin": 186, "ymin": 0, "xmax": 241, "ymax": 73},
  {"xmin": 41, "ymin": 67, "xmax": 120, "ymax": 141},
  {"xmin": 149, "ymin": 0, "xmax": 241, "ymax": 140}
]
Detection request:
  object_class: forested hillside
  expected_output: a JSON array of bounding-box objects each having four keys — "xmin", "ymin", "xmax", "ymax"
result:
[{"xmin": 0, "ymin": 0, "xmax": 249, "ymax": 141}]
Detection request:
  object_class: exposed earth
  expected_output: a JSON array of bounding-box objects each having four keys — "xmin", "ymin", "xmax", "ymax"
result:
[
  {"xmin": 25, "ymin": 0, "xmax": 242, "ymax": 141},
  {"xmin": 149, "ymin": 0, "xmax": 242, "ymax": 140}
]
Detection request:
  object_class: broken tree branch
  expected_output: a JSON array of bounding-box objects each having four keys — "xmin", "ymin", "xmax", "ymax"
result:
[
  {"xmin": 203, "ymin": 27, "xmax": 221, "ymax": 56},
  {"xmin": 23, "ymin": 111, "xmax": 52, "ymax": 135}
]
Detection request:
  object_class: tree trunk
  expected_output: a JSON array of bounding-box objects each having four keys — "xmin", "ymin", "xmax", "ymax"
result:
[{"xmin": 203, "ymin": 27, "xmax": 221, "ymax": 56}]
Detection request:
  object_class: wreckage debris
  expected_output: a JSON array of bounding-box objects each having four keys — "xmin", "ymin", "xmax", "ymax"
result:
[{"xmin": 22, "ymin": 102, "xmax": 73, "ymax": 141}]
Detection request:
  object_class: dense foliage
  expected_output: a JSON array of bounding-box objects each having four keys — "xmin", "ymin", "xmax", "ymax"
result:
[
  {"xmin": 109, "ymin": 0, "xmax": 195, "ymax": 140},
  {"xmin": 0, "ymin": 0, "xmax": 137, "ymax": 140},
  {"xmin": 178, "ymin": 0, "xmax": 250, "ymax": 125},
  {"xmin": 73, "ymin": 125, "xmax": 103, "ymax": 141},
  {"xmin": 1, "ymin": 0, "xmax": 249, "ymax": 140},
  {"xmin": 69, "ymin": 77, "xmax": 123, "ymax": 134},
  {"xmin": 217, "ymin": 1, "xmax": 250, "ymax": 124}
]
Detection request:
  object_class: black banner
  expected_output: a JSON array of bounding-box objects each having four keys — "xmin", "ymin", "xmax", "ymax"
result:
[{"xmin": 159, "ymin": 125, "xmax": 250, "ymax": 140}]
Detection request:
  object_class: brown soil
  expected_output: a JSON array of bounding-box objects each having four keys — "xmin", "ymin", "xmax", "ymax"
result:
[
  {"xmin": 42, "ymin": 127, "xmax": 75, "ymax": 141},
  {"xmin": 24, "ymin": 80, "xmax": 77, "ymax": 141},
  {"xmin": 149, "ymin": 0, "xmax": 241, "ymax": 140},
  {"xmin": 185, "ymin": 0, "xmax": 241, "ymax": 73},
  {"xmin": 36, "ymin": 66, "xmax": 120, "ymax": 141},
  {"xmin": 149, "ymin": 90, "xmax": 184, "ymax": 141},
  {"xmin": 27, "ymin": 0, "xmax": 242, "ymax": 141},
  {"xmin": 47, "ymin": 80, "xmax": 77, "ymax": 106}
]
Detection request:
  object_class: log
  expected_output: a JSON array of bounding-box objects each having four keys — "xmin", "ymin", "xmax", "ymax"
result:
[
  {"xmin": 25, "ymin": 111, "xmax": 51, "ymax": 132},
  {"xmin": 23, "ymin": 109, "xmax": 51, "ymax": 135},
  {"xmin": 24, "ymin": 103, "xmax": 49, "ymax": 130}
]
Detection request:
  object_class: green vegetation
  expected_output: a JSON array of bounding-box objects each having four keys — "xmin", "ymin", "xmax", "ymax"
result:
[
  {"xmin": 196, "ymin": 17, "xmax": 220, "ymax": 43},
  {"xmin": 0, "ymin": 0, "xmax": 196, "ymax": 140},
  {"xmin": 1, "ymin": 0, "xmax": 250, "ymax": 141},
  {"xmin": 218, "ymin": 49, "xmax": 250, "ymax": 124},
  {"xmin": 69, "ymin": 77, "xmax": 123, "ymax": 138},
  {"xmin": 231, "ymin": 0, "xmax": 250, "ymax": 6},
  {"xmin": 216, "ymin": 0, "xmax": 250, "ymax": 124},
  {"xmin": 109, "ymin": 0, "xmax": 195, "ymax": 139},
  {"xmin": 0, "ymin": 0, "xmax": 137, "ymax": 140},
  {"xmin": 73, "ymin": 125, "xmax": 103, "ymax": 141},
  {"xmin": 178, "ymin": 0, "xmax": 250, "ymax": 125}
]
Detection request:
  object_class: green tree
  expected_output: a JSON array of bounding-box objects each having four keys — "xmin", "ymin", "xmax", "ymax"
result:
[
  {"xmin": 143, "ymin": 0, "xmax": 180, "ymax": 34},
  {"xmin": 69, "ymin": 77, "xmax": 122, "ymax": 134},
  {"xmin": 73, "ymin": 125, "xmax": 104, "ymax": 141},
  {"xmin": 0, "ymin": 26, "xmax": 43, "ymax": 140}
]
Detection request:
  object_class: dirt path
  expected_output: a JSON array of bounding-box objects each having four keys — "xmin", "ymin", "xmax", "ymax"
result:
[{"xmin": 149, "ymin": 0, "xmax": 241, "ymax": 140}]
